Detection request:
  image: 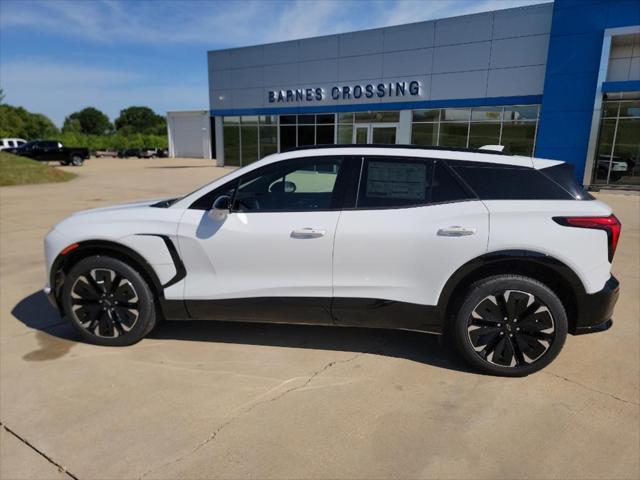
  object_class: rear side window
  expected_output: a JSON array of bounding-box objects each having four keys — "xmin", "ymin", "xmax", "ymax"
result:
[
  {"xmin": 451, "ymin": 163, "xmax": 574, "ymax": 200},
  {"xmin": 356, "ymin": 157, "xmax": 469, "ymax": 208}
]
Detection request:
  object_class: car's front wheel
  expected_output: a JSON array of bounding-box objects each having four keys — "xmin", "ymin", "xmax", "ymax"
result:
[
  {"xmin": 71, "ymin": 155, "xmax": 84, "ymax": 166},
  {"xmin": 450, "ymin": 275, "xmax": 567, "ymax": 377},
  {"xmin": 61, "ymin": 256, "xmax": 157, "ymax": 346}
]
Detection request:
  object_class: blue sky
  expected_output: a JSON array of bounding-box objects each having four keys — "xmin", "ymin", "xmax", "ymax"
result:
[{"xmin": 0, "ymin": 0, "xmax": 546, "ymax": 127}]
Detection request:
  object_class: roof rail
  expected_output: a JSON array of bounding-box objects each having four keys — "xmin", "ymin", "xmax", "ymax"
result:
[{"xmin": 284, "ymin": 144, "xmax": 513, "ymax": 156}]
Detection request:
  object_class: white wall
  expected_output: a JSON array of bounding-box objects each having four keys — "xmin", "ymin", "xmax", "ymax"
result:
[
  {"xmin": 167, "ymin": 111, "xmax": 212, "ymax": 159},
  {"xmin": 607, "ymin": 33, "xmax": 640, "ymax": 82}
]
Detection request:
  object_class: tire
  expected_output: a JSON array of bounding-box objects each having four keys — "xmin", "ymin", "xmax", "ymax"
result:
[
  {"xmin": 450, "ymin": 275, "xmax": 567, "ymax": 377},
  {"xmin": 61, "ymin": 256, "xmax": 157, "ymax": 346},
  {"xmin": 71, "ymin": 155, "xmax": 84, "ymax": 166}
]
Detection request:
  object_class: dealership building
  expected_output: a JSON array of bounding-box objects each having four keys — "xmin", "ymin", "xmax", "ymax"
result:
[{"xmin": 167, "ymin": 0, "xmax": 640, "ymax": 188}]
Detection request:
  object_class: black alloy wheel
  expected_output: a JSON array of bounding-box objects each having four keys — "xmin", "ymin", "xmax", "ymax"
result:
[
  {"xmin": 62, "ymin": 256, "xmax": 156, "ymax": 346},
  {"xmin": 451, "ymin": 275, "xmax": 567, "ymax": 376},
  {"xmin": 467, "ymin": 290, "xmax": 554, "ymax": 367},
  {"xmin": 70, "ymin": 268, "xmax": 140, "ymax": 338}
]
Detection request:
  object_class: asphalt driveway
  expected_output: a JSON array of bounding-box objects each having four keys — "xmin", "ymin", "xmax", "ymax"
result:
[{"xmin": 1, "ymin": 157, "xmax": 638, "ymax": 479}]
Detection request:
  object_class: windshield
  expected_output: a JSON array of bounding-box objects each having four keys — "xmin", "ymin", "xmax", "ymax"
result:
[
  {"xmin": 20, "ymin": 141, "xmax": 38, "ymax": 149},
  {"xmin": 161, "ymin": 167, "xmax": 240, "ymax": 207}
]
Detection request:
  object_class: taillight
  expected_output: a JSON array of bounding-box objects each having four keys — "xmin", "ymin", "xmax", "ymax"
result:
[{"xmin": 553, "ymin": 215, "xmax": 621, "ymax": 262}]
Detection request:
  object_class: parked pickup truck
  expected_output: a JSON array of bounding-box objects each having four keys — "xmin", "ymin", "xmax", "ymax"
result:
[{"xmin": 8, "ymin": 140, "xmax": 90, "ymax": 166}]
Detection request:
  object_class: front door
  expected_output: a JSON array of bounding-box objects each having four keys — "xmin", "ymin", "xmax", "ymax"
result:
[
  {"xmin": 352, "ymin": 124, "xmax": 398, "ymax": 144},
  {"xmin": 354, "ymin": 126, "xmax": 368, "ymax": 144},
  {"xmin": 177, "ymin": 156, "xmax": 346, "ymax": 323}
]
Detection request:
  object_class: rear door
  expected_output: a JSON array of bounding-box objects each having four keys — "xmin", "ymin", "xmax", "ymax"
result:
[{"xmin": 332, "ymin": 156, "xmax": 489, "ymax": 331}]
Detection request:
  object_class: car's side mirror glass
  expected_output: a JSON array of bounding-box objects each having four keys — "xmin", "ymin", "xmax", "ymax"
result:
[{"xmin": 208, "ymin": 195, "xmax": 231, "ymax": 221}]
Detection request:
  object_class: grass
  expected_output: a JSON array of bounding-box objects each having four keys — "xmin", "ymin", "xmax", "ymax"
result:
[{"xmin": 0, "ymin": 151, "xmax": 77, "ymax": 186}]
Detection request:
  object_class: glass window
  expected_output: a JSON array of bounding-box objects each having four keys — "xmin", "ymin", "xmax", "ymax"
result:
[
  {"xmin": 372, "ymin": 126, "xmax": 397, "ymax": 144},
  {"xmin": 223, "ymin": 124, "xmax": 240, "ymax": 166},
  {"xmin": 297, "ymin": 125, "xmax": 315, "ymax": 146},
  {"xmin": 356, "ymin": 158, "xmax": 468, "ymax": 208},
  {"xmin": 337, "ymin": 125, "xmax": 353, "ymax": 144},
  {"xmin": 611, "ymin": 118, "xmax": 640, "ymax": 185},
  {"xmin": 601, "ymin": 102, "xmax": 620, "ymax": 118},
  {"xmin": 439, "ymin": 122, "xmax": 469, "ymax": 147},
  {"xmin": 280, "ymin": 115, "xmax": 297, "ymax": 125},
  {"xmin": 233, "ymin": 157, "xmax": 343, "ymax": 212},
  {"xmin": 298, "ymin": 115, "xmax": 315, "ymax": 124},
  {"xmin": 619, "ymin": 100, "xmax": 640, "ymax": 118},
  {"xmin": 594, "ymin": 118, "xmax": 616, "ymax": 183},
  {"xmin": 357, "ymin": 158, "xmax": 432, "ymax": 208},
  {"xmin": 316, "ymin": 125, "xmax": 335, "ymax": 145},
  {"xmin": 468, "ymin": 123, "xmax": 501, "ymax": 149},
  {"xmin": 452, "ymin": 164, "xmax": 572, "ymax": 200},
  {"xmin": 471, "ymin": 107, "xmax": 502, "ymax": 122},
  {"xmin": 240, "ymin": 126, "xmax": 259, "ymax": 165},
  {"xmin": 317, "ymin": 114, "xmax": 335, "ymax": 124},
  {"xmin": 355, "ymin": 111, "xmax": 400, "ymax": 123},
  {"xmin": 431, "ymin": 161, "xmax": 470, "ymax": 203},
  {"xmin": 413, "ymin": 109, "xmax": 440, "ymax": 122},
  {"xmin": 241, "ymin": 115, "xmax": 259, "ymax": 125},
  {"xmin": 260, "ymin": 125, "xmax": 278, "ymax": 158},
  {"xmin": 260, "ymin": 115, "xmax": 277, "ymax": 125},
  {"xmin": 441, "ymin": 108, "xmax": 470, "ymax": 122},
  {"xmin": 224, "ymin": 116, "xmax": 241, "ymax": 124},
  {"xmin": 411, "ymin": 123, "xmax": 438, "ymax": 146},
  {"xmin": 338, "ymin": 113, "xmax": 354, "ymax": 124},
  {"xmin": 280, "ymin": 126, "xmax": 296, "ymax": 151},
  {"xmin": 500, "ymin": 122, "xmax": 536, "ymax": 156},
  {"xmin": 503, "ymin": 105, "xmax": 538, "ymax": 121}
]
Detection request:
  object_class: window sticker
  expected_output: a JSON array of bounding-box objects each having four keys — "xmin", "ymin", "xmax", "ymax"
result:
[{"xmin": 366, "ymin": 162, "xmax": 426, "ymax": 200}]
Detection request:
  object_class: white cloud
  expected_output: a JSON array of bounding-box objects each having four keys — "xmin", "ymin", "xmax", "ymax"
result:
[
  {"xmin": 1, "ymin": 0, "xmax": 552, "ymax": 47},
  {"xmin": 384, "ymin": 0, "xmax": 550, "ymax": 27},
  {"xmin": 1, "ymin": 60, "xmax": 206, "ymax": 126}
]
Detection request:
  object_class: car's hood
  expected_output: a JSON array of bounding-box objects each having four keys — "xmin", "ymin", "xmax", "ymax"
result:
[{"xmin": 70, "ymin": 197, "xmax": 170, "ymax": 217}]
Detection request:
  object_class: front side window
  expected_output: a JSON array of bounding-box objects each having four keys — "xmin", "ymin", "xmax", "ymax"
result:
[{"xmin": 233, "ymin": 157, "xmax": 343, "ymax": 212}]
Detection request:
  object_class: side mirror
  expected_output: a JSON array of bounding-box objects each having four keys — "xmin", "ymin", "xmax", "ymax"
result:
[{"xmin": 208, "ymin": 195, "xmax": 231, "ymax": 221}]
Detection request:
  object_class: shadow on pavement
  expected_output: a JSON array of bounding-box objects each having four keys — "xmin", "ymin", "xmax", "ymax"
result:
[{"xmin": 12, "ymin": 290, "xmax": 471, "ymax": 373}]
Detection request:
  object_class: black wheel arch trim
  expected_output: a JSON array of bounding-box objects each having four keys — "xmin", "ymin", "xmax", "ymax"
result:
[
  {"xmin": 50, "ymin": 235, "xmax": 187, "ymax": 309},
  {"xmin": 437, "ymin": 249, "xmax": 587, "ymax": 326}
]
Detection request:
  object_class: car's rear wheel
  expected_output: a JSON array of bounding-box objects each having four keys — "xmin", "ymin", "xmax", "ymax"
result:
[
  {"xmin": 451, "ymin": 275, "xmax": 567, "ymax": 377},
  {"xmin": 71, "ymin": 155, "xmax": 84, "ymax": 166},
  {"xmin": 61, "ymin": 256, "xmax": 156, "ymax": 346}
]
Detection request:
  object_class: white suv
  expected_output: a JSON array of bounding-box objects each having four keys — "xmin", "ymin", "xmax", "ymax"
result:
[
  {"xmin": 0, "ymin": 138, "xmax": 27, "ymax": 150},
  {"xmin": 43, "ymin": 146, "xmax": 621, "ymax": 376}
]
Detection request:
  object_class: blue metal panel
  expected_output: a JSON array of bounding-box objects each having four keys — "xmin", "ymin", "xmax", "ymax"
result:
[
  {"xmin": 536, "ymin": 0, "xmax": 640, "ymax": 181},
  {"xmin": 601, "ymin": 80, "xmax": 640, "ymax": 92},
  {"xmin": 210, "ymin": 95, "xmax": 543, "ymax": 116}
]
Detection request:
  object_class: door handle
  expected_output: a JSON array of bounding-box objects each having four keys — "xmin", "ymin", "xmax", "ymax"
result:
[
  {"xmin": 437, "ymin": 226, "xmax": 476, "ymax": 237},
  {"xmin": 291, "ymin": 228, "xmax": 326, "ymax": 239}
]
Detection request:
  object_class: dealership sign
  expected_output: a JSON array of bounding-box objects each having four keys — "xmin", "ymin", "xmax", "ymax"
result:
[{"xmin": 268, "ymin": 80, "xmax": 421, "ymax": 103}]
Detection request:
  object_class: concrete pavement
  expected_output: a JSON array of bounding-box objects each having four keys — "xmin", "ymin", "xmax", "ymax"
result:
[{"xmin": 1, "ymin": 157, "xmax": 638, "ymax": 479}]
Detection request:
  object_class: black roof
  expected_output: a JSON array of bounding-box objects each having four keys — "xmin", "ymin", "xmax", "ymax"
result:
[{"xmin": 284, "ymin": 144, "xmax": 513, "ymax": 156}]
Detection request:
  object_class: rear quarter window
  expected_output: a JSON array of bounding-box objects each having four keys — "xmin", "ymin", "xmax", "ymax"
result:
[{"xmin": 451, "ymin": 163, "xmax": 574, "ymax": 200}]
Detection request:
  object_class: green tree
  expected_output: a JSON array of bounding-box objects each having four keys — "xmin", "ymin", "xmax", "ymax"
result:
[
  {"xmin": 62, "ymin": 117, "xmax": 82, "ymax": 133},
  {"xmin": 0, "ymin": 104, "xmax": 59, "ymax": 139},
  {"xmin": 63, "ymin": 107, "xmax": 112, "ymax": 135},
  {"xmin": 115, "ymin": 106, "xmax": 166, "ymax": 135}
]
